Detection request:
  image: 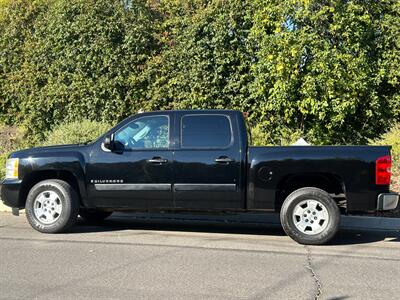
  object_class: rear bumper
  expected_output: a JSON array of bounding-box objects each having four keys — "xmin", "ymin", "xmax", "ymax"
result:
[
  {"xmin": 0, "ymin": 179, "xmax": 23, "ymax": 209},
  {"xmin": 377, "ymin": 193, "xmax": 399, "ymax": 211}
]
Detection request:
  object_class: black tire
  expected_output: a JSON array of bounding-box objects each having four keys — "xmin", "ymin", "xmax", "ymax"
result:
[
  {"xmin": 25, "ymin": 179, "xmax": 79, "ymax": 233},
  {"xmin": 280, "ymin": 187, "xmax": 340, "ymax": 245},
  {"xmin": 79, "ymin": 209, "xmax": 113, "ymax": 224}
]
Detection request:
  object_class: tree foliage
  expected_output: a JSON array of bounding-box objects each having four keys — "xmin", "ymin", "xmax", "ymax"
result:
[
  {"xmin": 250, "ymin": 0, "xmax": 399, "ymax": 144},
  {"xmin": 0, "ymin": 0, "xmax": 399, "ymax": 145}
]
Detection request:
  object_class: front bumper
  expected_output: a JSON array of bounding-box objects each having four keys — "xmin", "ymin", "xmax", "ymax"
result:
[
  {"xmin": 0, "ymin": 178, "xmax": 23, "ymax": 209},
  {"xmin": 377, "ymin": 193, "xmax": 399, "ymax": 211}
]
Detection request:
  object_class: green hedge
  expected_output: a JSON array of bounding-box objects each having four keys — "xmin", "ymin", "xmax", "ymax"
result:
[
  {"xmin": 1, "ymin": 0, "xmax": 399, "ymax": 145},
  {"xmin": 0, "ymin": 0, "xmax": 156, "ymax": 140}
]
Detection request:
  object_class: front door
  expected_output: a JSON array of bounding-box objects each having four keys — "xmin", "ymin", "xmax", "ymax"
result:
[
  {"xmin": 173, "ymin": 112, "xmax": 242, "ymax": 209},
  {"xmin": 87, "ymin": 114, "xmax": 174, "ymax": 209}
]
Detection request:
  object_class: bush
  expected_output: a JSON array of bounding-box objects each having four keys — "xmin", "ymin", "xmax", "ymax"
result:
[
  {"xmin": 0, "ymin": 152, "xmax": 7, "ymax": 180},
  {"xmin": 0, "ymin": 125, "xmax": 27, "ymax": 180},
  {"xmin": 371, "ymin": 123, "xmax": 400, "ymax": 193},
  {"xmin": 43, "ymin": 120, "xmax": 111, "ymax": 146},
  {"xmin": 250, "ymin": 123, "xmax": 305, "ymax": 146}
]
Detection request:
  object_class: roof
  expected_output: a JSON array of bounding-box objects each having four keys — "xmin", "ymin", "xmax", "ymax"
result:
[{"xmin": 137, "ymin": 109, "xmax": 242, "ymax": 115}]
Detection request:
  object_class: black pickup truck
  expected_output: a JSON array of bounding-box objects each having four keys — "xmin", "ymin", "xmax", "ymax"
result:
[{"xmin": 1, "ymin": 110, "xmax": 398, "ymax": 244}]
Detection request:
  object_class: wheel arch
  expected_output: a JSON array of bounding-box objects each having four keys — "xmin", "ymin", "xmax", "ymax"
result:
[
  {"xmin": 19, "ymin": 170, "xmax": 87, "ymax": 208},
  {"xmin": 275, "ymin": 172, "xmax": 346, "ymax": 212}
]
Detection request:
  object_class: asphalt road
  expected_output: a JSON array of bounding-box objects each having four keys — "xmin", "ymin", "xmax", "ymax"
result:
[{"xmin": 0, "ymin": 212, "xmax": 399, "ymax": 300}]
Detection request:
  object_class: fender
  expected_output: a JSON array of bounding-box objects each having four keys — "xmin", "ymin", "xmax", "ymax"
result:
[{"xmin": 11, "ymin": 145, "xmax": 91, "ymax": 207}]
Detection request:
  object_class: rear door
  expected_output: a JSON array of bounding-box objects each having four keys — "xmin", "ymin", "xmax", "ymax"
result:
[{"xmin": 173, "ymin": 112, "xmax": 243, "ymax": 209}]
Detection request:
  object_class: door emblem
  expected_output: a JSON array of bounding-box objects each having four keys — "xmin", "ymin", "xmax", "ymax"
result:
[{"xmin": 90, "ymin": 179, "xmax": 124, "ymax": 184}]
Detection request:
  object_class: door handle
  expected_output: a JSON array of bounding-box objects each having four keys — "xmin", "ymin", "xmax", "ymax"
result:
[
  {"xmin": 147, "ymin": 157, "xmax": 168, "ymax": 164},
  {"xmin": 215, "ymin": 156, "xmax": 233, "ymax": 164}
]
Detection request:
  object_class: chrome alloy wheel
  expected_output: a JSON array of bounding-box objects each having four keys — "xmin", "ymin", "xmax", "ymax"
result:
[
  {"xmin": 292, "ymin": 199, "xmax": 329, "ymax": 235},
  {"xmin": 33, "ymin": 190, "xmax": 63, "ymax": 224}
]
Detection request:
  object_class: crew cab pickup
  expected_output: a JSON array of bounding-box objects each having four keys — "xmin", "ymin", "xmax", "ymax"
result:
[{"xmin": 1, "ymin": 110, "xmax": 398, "ymax": 244}]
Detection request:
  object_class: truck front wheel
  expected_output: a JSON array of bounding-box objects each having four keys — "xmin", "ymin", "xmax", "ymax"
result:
[
  {"xmin": 280, "ymin": 187, "xmax": 340, "ymax": 245},
  {"xmin": 25, "ymin": 179, "xmax": 79, "ymax": 233}
]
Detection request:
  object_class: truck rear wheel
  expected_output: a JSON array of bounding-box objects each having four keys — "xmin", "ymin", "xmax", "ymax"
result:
[
  {"xmin": 25, "ymin": 179, "xmax": 79, "ymax": 233},
  {"xmin": 79, "ymin": 209, "xmax": 113, "ymax": 224},
  {"xmin": 280, "ymin": 187, "xmax": 340, "ymax": 245}
]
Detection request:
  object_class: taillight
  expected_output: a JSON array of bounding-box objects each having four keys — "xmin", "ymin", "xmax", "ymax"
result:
[{"xmin": 375, "ymin": 155, "xmax": 392, "ymax": 185}]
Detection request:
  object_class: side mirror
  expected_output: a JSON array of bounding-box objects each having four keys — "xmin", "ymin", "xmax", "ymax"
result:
[{"xmin": 103, "ymin": 134, "xmax": 114, "ymax": 151}]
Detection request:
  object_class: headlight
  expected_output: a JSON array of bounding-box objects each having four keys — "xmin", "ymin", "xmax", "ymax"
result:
[{"xmin": 5, "ymin": 158, "xmax": 19, "ymax": 179}]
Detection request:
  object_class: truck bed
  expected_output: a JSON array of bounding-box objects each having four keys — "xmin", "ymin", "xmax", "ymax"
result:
[{"xmin": 247, "ymin": 145, "xmax": 391, "ymax": 212}]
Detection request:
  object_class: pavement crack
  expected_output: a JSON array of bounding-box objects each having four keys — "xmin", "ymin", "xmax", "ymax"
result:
[{"xmin": 305, "ymin": 245, "xmax": 322, "ymax": 299}]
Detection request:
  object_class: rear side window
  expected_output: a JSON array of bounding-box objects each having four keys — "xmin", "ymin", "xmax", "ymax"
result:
[{"xmin": 181, "ymin": 115, "xmax": 232, "ymax": 148}]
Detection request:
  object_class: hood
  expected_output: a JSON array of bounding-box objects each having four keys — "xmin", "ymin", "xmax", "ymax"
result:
[{"xmin": 9, "ymin": 143, "xmax": 88, "ymax": 158}]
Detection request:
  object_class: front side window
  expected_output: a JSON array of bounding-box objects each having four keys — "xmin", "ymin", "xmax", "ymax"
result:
[
  {"xmin": 181, "ymin": 115, "xmax": 232, "ymax": 148},
  {"xmin": 114, "ymin": 116, "xmax": 169, "ymax": 150}
]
